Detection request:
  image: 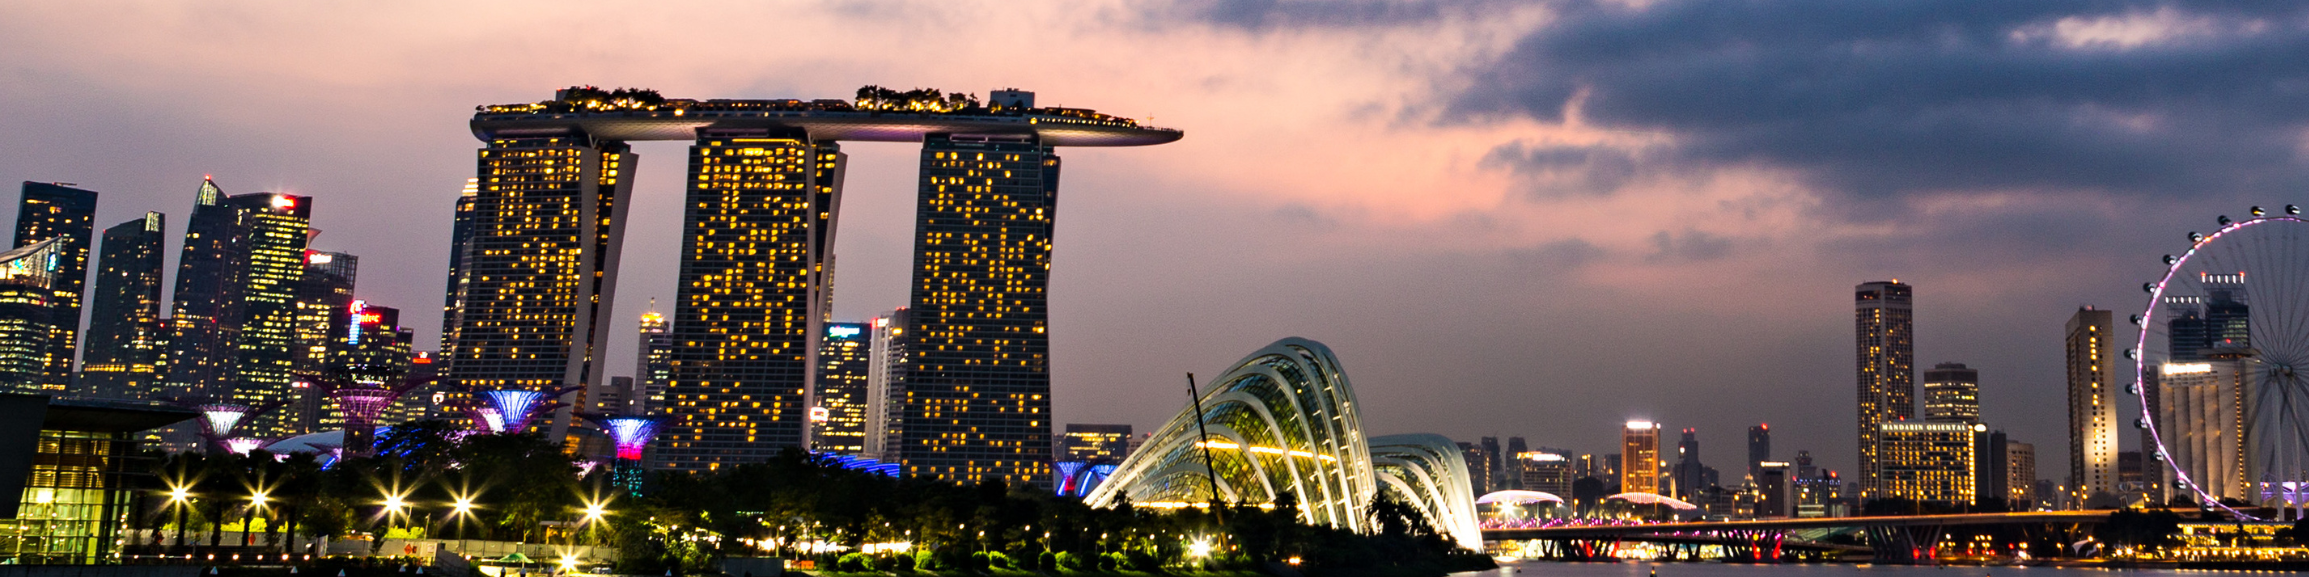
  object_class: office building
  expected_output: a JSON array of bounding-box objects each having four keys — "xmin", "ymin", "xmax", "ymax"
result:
[
  {"xmin": 1754, "ymin": 461, "xmax": 1791, "ymax": 518},
  {"xmin": 289, "ymin": 250, "xmax": 357, "ymax": 432},
  {"xmin": 891, "ymin": 133, "xmax": 1062, "ymax": 485},
  {"xmin": 864, "ymin": 309, "xmax": 908, "ymax": 459},
  {"xmin": 79, "ymin": 213, "xmax": 165, "ymax": 400},
  {"xmin": 1477, "ymin": 437, "xmax": 1502, "ymax": 492},
  {"xmin": 445, "ymin": 136, "xmax": 634, "ymax": 441},
  {"xmin": 0, "ymin": 240, "xmax": 67, "ymax": 393},
  {"xmin": 636, "ymin": 304, "xmax": 671, "ymax": 413},
  {"xmin": 1518, "ymin": 451, "xmax": 1573, "ymax": 497},
  {"xmin": 163, "ymin": 178, "xmax": 313, "ymax": 439},
  {"xmin": 1622, "ymin": 421, "xmax": 1662, "ymax": 494},
  {"xmin": 1855, "ymin": 280, "xmax": 1915, "ymax": 500},
  {"xmin": 1877, "ymin": 421, "xmax": 1981, "ymax": 505},
  {"xmin": 1977, "ymin": 430, "xmax": 2008, "ymax": 507},
  {"xmin": 10, "ymin": 183, "xmax": 96, "ymax": 392},
  {"xmin": 1672, "ymin": 428, "xmax": 1708, "ymax": 498},
  {"xmin": 2157, "ymin": 354, "xmax": 2252, "ymax": 501},
  {"xmin": 1922, "ymin": 362, "xmax": 1980, "ymax": 423},
  {"xmin": 2005, "ymin": 440, "xmax": 2037, "ymax": 509},
  {"xmin": 1059, "ymin": 424, "xmax": 1134, "ymax": 464},
  {"xmin": 653, "ymin": 135, "xmax": 842, "ymax": 470},
  {"xmin": 1504, "ymin": 437, "xmax": 1528, "ymax": 490},
  {"xmin": 589, "ymin": 375, "xmax": 639, "ymax": 415},
  {"xmin": 1747, "ymin": 423, "xmax": 1770, "ymax": 486},
  {"xmin": 2065, "ymin": 307, "xmax": 2119, "ymax": 500},
  {"xmin": 438, "ymin": 178, "xmax": 478, "ymax": 369},
  {"xmin": 812, "ymin": 321, "xmax": 872, "ymax": 454}
]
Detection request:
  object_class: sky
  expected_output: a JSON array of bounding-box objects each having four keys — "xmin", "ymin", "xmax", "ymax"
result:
[{"xmin": 4, "ymin": 0, "xmax": 2309, "ymax": 484}]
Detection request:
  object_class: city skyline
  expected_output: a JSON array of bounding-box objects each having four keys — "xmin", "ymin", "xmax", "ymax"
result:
[{"xmin": 9, "ymin": 3, "xmax": 2309, "ymax": 484}]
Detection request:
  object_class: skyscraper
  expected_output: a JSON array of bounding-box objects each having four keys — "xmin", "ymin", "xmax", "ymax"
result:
[
  {"xmin": 438, "ymin": 178, "xmax": 477, "ymax": 368},
  {"xmin": 80, "ymin": 213, "xmax": 166, "ymax": 399},
  {"xmin": 865, "ymin": 308, "xmax": 908, "ymax": 459},
  {"xmin": 291, "ymin": 250, "xmax": 357, "ymax": 433},
  {"xmin": 1622, "ymin": 421, "xmax": 1662, "ymax": 495},
  {"xmin": 2065, "ymin": 307, "xmax": 2119, "ymax": 500},
  {"xmin": 2005, "ymin": 441, "xmax": 2036, "ymax": 508},
  {"xmin": 1505, "ymin": 437, "xmax": 1529, "ymax": 491},
  {"xmin": 447, "ymin": 136, "xmax": 634, "ymax": 441},
  {"xmin": 1672, "ymin": 428, "xmax": 1706, "ymax": 498},
  {"xmin": 811, "ymin": 321, "xmax": 871, "ymax": 455},
  {"xmin": 1058, "ymin": 424, "xmax": 1134, "ymax": 463},
  {"xmin": 1746, "ymin": 423, "xmax": 1770, "ymax": 487},
  {"xmin": 2157, "ymin": 354, "xmax": 2252, "ymax": 501},
  {"xmin": 1855, "ymin": 280, "xmax": 1915, "ymax": 500},
  {"xmin": 164, "ymin": 178, "xmax": 243, "ymax": 397},
  {"xmin": 1518, "ymin": 452, "xmax": 1573, "ymax": 497},
  {"xmin": 1459, "ymin": 442, "xmax": 1492, "ymax": 496},
  {"xmin": 637, "ymin": 304, "xmax": 671, "ymax": 413},
  {"xmin": 893, "ymin": 133, "xmax": 1061, "ymax": 485},
  {"xmin": 1478, "ymin": 437, "xmax": 1502, "ymax": 493},
  {"xmin": 220, "ymin": 192, "xmax": 311, "ymax": 438},
  {"xmin": 1921, "ymin": 362, "xmax": 1980, "ymax": 423},
  {"xmin": 11, "ymin": 182, "xmax": 97, "ymax": 391},
  {"xmin": 0, "ymin": 239, "xmax": 66, "ymax": 393},
  {"xmin": 656, "ymin": 134, "xmax": 842, "ymax": 470}
]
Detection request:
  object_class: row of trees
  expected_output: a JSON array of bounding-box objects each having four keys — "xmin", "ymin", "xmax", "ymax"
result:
[{"xmin": 141, "ymin": 420, "xmax": 1487, "ymax": 574}]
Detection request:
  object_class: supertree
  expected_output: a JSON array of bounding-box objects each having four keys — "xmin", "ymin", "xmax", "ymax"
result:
[
  {"xmin": 461, "ymin": 385, "xmax": 581, "ymax": 435},
  {"xmin": 582, "ymin": 413, "xmax": 678, "ymax": 495},
  {"xmin": 299, "ymin": 369, "xmax": 434, "ymax": 456},
  {"xmin": 167, "ymin": 397, "xmax": 291, "ymax": 454}
]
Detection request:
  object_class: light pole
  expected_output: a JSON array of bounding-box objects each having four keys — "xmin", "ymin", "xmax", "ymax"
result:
[
  {"xmin": 169, "ymin": 485, "xmax": 192, "ymax": 552},
  {"xmin": 452, "ymin": 496, "xmax": 476, "ymax": 555}
]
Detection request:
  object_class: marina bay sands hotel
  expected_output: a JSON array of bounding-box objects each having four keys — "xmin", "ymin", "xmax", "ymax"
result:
[{"xmin": 442, "ymin": 87, "xmax": 1181, "ymax": 484}]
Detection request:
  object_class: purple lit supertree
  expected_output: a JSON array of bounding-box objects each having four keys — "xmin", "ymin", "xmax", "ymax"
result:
[
  {"xmin": 301, "ymin": 371, "xmax": 433, "ymax": 456},
  {"xmin": 462, "ymin": 386, "xmax": 580, "ymax": 435},
  {"xmin": 583, "ymin": 413, "xmax": 677, "ymax": 495},
  {"xmin": 169, "ymin": 397, "xmax": 290, "ymax": 454}
]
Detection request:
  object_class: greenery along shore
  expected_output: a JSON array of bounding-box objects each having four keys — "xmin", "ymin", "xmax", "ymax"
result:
[{"xmin": 151, "ymin": 421, "xmax": 1492, "ymax": 577}]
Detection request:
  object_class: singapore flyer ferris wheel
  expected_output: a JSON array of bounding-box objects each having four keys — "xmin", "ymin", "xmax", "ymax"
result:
[{"xmin": 2135, "ymin": 204, "xmax": 2309, "ymax": 519}]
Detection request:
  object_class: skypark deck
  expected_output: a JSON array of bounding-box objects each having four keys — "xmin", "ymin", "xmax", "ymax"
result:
[{"xmin": 470, "ymin": 88, "xmax": 1184, "ymax": 146}]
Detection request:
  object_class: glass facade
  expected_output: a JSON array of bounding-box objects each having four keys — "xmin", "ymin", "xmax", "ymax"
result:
[
  {"xmin": 80, "ymin": 213, "xmax": 166, "ymax": 400},
  {"xmin": 657, "ymin": 136, "xmax": 842, "ymax": 471},
  {"xmin": 220, "ymin": 193, "xmax": 311, "ymax": 438},
  {"xmin": 0, "ymin": 240, "xmax": 64, "ymax": 393},
  {"xmin": 895, "ymin": 134, "xmax": 1060, "ymax": 485},
  {"xmin": 448, "ymin": 137, "xmax": 634, "ymax": 440},
  {"xmin": 1854, "ymin": 280, "xmax": 1915, "ymax": 500},
  {"xmin": 165, "ymin": 178, "xmax": 244, "ymax": 400},
  {"xmin": 10, "ymin": 183, "xmax": 96, "ymax": 392},
  {"xmin": 1876, "ymin": 421, "xmax": 1981, "ymax": 505},
  {"xmin": 812, "ymin": 322, "xmax": 871, "ymax": 454}
]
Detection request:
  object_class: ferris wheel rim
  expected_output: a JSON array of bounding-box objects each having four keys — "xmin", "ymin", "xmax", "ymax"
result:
[{"xmin": 2133, "ymin": 213, "xmax": 2309, "ymax": 520}]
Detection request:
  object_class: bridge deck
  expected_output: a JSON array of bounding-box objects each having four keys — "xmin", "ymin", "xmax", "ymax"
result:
[{"xmin": 1484, "ymin": 510, "xmax": 2111, "ymax": 540}]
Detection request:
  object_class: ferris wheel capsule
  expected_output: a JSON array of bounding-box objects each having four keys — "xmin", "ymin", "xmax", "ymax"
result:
[
  {"xmin": 2291, "ymin": 204, "xmax": 2302, "ymax": 215},
  {"xmin": 2252, "ymin": 206, "xmax": 2266, "ymax": 217},
  {"xmin": 2164, "ymin": 254, "xmax": 2178, "ymax": 265},
  {"xmin": 2190, "ymin": 232, "xmax": 2206, "ymax": 242},
  {"xmin": 2127, "ymin": 382, "xmax": 2141, "ymax": 395},
  {"xmin": 2124, "ymin": 348, "xmax": 2138, "ymax": 359},
  {"xmin": 2220, "ymin": 215, "xmax": 2233, "ymax": 226},
  {"xmin": 2136, "ymin": 418, "xmax": 2149, "ymax": 429},
  {"xmin": 2144, "ymin": 282, "xmax": 2157, "ymax": 293},
  {"xmin": 2129, "ymin": 314, "xmax": 2143, "ymax": 325}
]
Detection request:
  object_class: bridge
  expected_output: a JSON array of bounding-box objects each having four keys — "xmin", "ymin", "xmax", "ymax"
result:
[{"xmin": 1481, "ymin": 511, "xmax": 2113, "ymax": 564}]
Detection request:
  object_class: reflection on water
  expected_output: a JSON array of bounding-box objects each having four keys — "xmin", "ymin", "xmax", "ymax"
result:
[{"xmin": 1455, "ymin": 561, "xmax": 2208, "ymax": 577}]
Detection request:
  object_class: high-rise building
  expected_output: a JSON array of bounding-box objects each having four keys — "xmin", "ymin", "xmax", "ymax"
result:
[
  {"xmin": 2065, "ymin": 307, "xmax": 2119, "ymax": 500},
  {"xmin": 1672, "ymin": 428, "xmax": 1707, "ymax": 498},
  {"xmin": 1518, "ymin": 452, "xmax": 1573, "ymax": 497},
  {"xmin": 164, "ymin": 179, "xmax": 242, "ymax": 397},
  {"xmin": 1478, "ymin": 437, "xmax": 1503, "ymax": 493},
  {"xmin": 1059, "ymin": 424, "xmax": 1134, "ymax": 464},
  {"xmin": 1622, "ymin": 421, "xmax": 1662, "ymax": 495},
  {"xmin": 446, "ymin": 136, "xmax": 634, "ymax": 442},
  {"xmin": 11, "ymin": 182, "xmax": 97, "ymax": 392},
  {"xmin": 438, "ymin": 178, "xmax": 477, "ymax": 369},
  {"xmin": 1877, "ymin": 421, "xmax": 1980, "ymax": 505},
  {"xmin": 0, "ymin": 239, "xmax": 67, "ymax": 393},
  {"xmin": 1746, "ymin": 423, "xmax": 1771, "ymax": 486},
  {"xmin": 1978, "ymin": 430, "xmax": 2009, "ymax": 507},
  {"xmin": 893, "ymin": 133, "xmax": 1061, "ymax": 485},
  {"xmin": 162, "ymin": 179, "xmax": 312, "ymax": 438},
  {"xmin": 811, "ymin": 321, "xmax": 872, "ymax": 454},
  {"xmin": 637, "ymin": 304, "xmax": 671, "ymax": 413},
  {"xmin": 1922, "ymin": 362, "xmax": 1980, "ymax": 423},
  {"xmin": 2005, "ymin": 441, "xmax": 2037, "ymax": 509},
  {"xmin": 305, "ymin": 301, "xmax": 413, "ymax": 432},
  {"xmin": 1754, "ymin": 461, "xmax": 1791, "ymax": 519},
  {"xmin": 2157, "ymin": 354, "xmax": 2252, "ymax": 502},
  {"xmin": 656, "ymin": 135, "xmax": 843, "ymax": 471},
  {"xmin": 864, "ymin": 309, "xmax": 908, "ymax": 459},
  {"xmin": 1505, "ymin": 437, "xmax": 1529, "ymax": 490},
  {"xmin": 290, "ymin": 250, "xmax": 357, "ymax": 432},
  {"xmin": 80, "ymin": 213, "xmax": 166, "ymax": 400},
  {"xmin": 1458, "ymin": 442, "xmax": 1492, "ymax": 496},
  {"xmin": 1855, "ymin": 280, "xmax": 1916, "ymax": 501}
]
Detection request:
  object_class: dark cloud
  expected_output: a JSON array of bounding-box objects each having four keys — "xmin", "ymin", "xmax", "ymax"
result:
[
  {"xmin": 1480, "ymin": 141, "xmax": 1646, "ymax": 197},
  {"xmin": 1646, "ymin": 229, "xmax": 1734, "ymax": 262},
  {"xmin": 1171, "ymin": 0, "xmax": 1473, "ymax": 29},
  {"xmin": 1456, "ymin": 1, "xmax": 2309, "ymax": 210}
]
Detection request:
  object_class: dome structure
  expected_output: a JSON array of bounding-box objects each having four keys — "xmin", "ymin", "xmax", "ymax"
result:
[{"xmin": 1086, "ymin": 338, "xmax": 1480, "ymax": 549}]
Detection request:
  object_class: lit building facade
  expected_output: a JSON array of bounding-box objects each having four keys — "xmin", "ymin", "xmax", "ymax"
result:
[
  {"xmin": 290, "ymin": 250, "xmax": 357, "ymax": 432},
  {"xmin": 0, "ymin": 394, "xmax": 195, "ymax": 564},
  {"xmin": 447, "ymin": 136, "xmax": 633, "ymax": 440},
  {"xmin": 656, "ymin": 135, "xmax": 842, "ymax": 470},
  {"xmin": 2157, "ymin": 355, "xmax": 2252, "ymax": 501},
  {"xmin": 812, "ymin": 321, "xmax": 871, "ymax": 454},
  {"xmin": 219, "ymin": 192, "xmax": 311, "ymax": 438},
  {"xmin": 637, "ymin": 305, "xmax": 671, "ymax": 413},
  {"xmin": 1754, "ymin": 461, "xmax": 1791, "ymax": 518},
  {"xmin": 80, "ymin": 213, "xmax": 166, "ymax": 400},
  {"xmin": 1622, "ymin": 421, "xmax": 1662, "ymax": 495},
  {"xmin": 1855, "ymin": 280, "xmax": 1916, "ymax": 500},
  {"xmin": 2065, "ymin": 307, "xmax": 2119, "ymax": 500},
  {"xmin": 1059, "ymin": 423, "xmax": 1133, "ymax": 464},
  {"xmin": 164, "ymin": 178, "xmax": 240, "ymax": 399},
  {"xmin": 439, "ymin": 178, "xmax": 478, "ymax": 368},
  {"xmin": 1922, "ymin": 362, "xmax": 1980, "ymax": 423},
  {"xmin": 0, "ymin": 240, "xmax": 67, "ymax": 393},
  {"xmin": 1746, "ymin": 423, "xmax": 1770, "ymax": 487},
  {"xmin": 1877, "ymin": 421, "xmax": 1981, "ymax": 505},
  {"xmin": 1518, "ymin": 451, "xmax": 1573, "ymax": 497},
  {"xmin": 10, "ymin": 182, "xmax": 96, "ymax": 392},
  {"xmin": 2005, "ymin": 440, "xmax": 2037, "ymax": 508}
]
